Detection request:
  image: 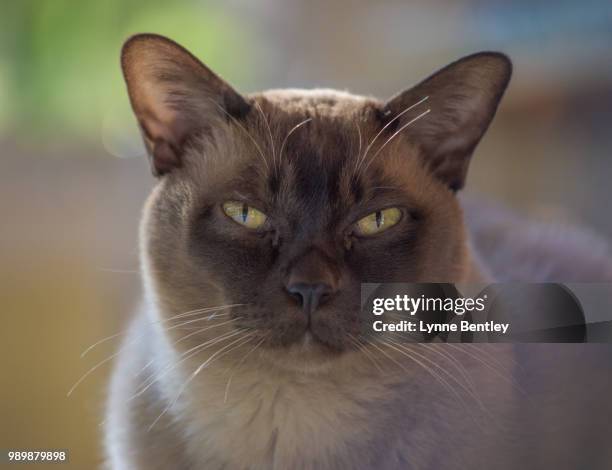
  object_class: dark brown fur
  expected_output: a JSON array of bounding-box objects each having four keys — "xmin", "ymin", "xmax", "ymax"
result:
[
  {"xmin": 147, "ymin": 87, "xmax": 475, "ymax": 353},
  {"xmin": 105, "ymin": 34, "xmax": 612, "ymax": 470}
]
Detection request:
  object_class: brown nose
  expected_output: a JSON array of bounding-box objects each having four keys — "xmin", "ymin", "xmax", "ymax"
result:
[{"xmin": 285, "ymin": 249, "xmax": 339, "ymax": 315}]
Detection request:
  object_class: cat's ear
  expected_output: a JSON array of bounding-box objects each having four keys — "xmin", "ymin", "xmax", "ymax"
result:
[
  {"xmin": 121, "ymin": 34, "xmax": 250, "ymax": 176},
  {"xmin": 382, "ymin": 52, "xmax": 511, "ymax": 190}
]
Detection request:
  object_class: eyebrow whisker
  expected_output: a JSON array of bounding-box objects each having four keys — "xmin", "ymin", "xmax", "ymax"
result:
[
  {"xmin": 353, "ymin": 96, "xmax": 429, "ymax": 181},
  {"xmin": 361, "ymin": 108, "xmax": 431, "ymax": 176},
  {"xmin": 279, "ymin": 117, "xmax": 312, "ymax": 171},
  {"xmin": 254, "ymin": 101, "xmax": 277, "ymax": 173}
]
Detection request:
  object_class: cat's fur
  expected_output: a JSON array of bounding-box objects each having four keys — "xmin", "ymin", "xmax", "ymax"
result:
[{"xmin": 105, "ymin": 34, "xmax": 612, "ymax": 469}]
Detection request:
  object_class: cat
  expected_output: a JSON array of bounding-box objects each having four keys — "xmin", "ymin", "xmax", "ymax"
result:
[{"xmin": 105, "ymin": 34, "xmax": 612, "ymax": 469}]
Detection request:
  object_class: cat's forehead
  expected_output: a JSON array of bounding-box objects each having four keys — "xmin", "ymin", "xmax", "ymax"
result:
[
  {"xmin": 243, "ymin": 89, "xmax": 383, "ymax": 168},
  {"xmin": 182, "ymin": 87, "xmax": 425, "ymax": 213},
  {"xmin": 246, "ymin": 90, "xmax": 385, "ymax": 197},
  {"xmin": 254, "ymin": 88, "xmax": 376, "ymax": 115},
  {"xmin": 224, "ymin": 90, "xmax": 423, "ymax": 217}
]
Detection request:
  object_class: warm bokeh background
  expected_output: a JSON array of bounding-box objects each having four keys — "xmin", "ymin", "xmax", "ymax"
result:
[{"xmin": 2, "ymin": 0, "xmax": 611, "ymax": 468}]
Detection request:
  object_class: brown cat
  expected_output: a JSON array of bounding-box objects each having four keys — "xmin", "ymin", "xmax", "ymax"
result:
[{"xmin": 105, "ymin": 34, "xmax": 612, "ymax": 469}]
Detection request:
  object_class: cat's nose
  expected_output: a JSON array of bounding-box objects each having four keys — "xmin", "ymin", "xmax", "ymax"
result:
[
  {"xmin": 287, "ymin": 282, "xmax": 334, "ymax": 315},
  {"xmin": 284, "ymin": 247, "xmax": 339, "ymax": 315}
]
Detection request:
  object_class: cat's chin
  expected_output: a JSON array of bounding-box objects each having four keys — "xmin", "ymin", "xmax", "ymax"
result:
[{"xmin": 261, "ymin": 332, "xmax": 345, "ymax": 374}]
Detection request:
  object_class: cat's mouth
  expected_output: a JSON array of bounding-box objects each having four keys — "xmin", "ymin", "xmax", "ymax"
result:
[
  {"xmin": 234, "ymin": 304, "xmax": 352, "ymax": 354},
  {"xmin": 259, "ymin": 320, "xmax": 346, "ymax": 357},
  {"xmin": 302, "ymin": 328, "xmax": 339, "ymax": 350},
  {"xmin": 260, "ymin": 328, "xmax": 345, "ymax": 372},
  {"xmin": 278, "ymin": 318, "xmax": 349, "ymax": 356}
]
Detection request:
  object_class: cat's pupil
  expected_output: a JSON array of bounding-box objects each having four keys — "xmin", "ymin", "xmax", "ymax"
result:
[
  {"xmin": 375, "ymin": 211, "xmax": 383, "ymax": 227},
  {"xmin": 241, "ymin": 203, "xmax": 249, "ymax": 223}
]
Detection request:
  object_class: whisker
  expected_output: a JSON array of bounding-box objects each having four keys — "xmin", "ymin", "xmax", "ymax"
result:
[
  {"xmin": 164, "ymin": 305, "xmax": 243, "ymax": 323},
  {"xmin": 168, "ymin": 315, "xmax": 245, "ymax": 350},
  {"xmin": 68, "ymin": 349, "xmax": 123, "ymax": 397},
  {"xmin": 385, "ymin": 331, "xmax": 478, "ymax": 396},
  {"xmin": 135, "ymin": 358, "xmax": 155, "ymax": 378},
  {"xmin": 347, "ymin": 333, "xmax": 384, "ymax": 373},
  {"xmin": 223, "ymin": 334, "xmax": 268, "ymax": 403},
  {"xmin": 205, "ymin": 310, "xmax": 230, "ymax": 321},
  {"xmin": 355, "ymin": 119, "xmax": 363, "ymax": 161},
  {"xmin": 148, "ymin": 332, "xmax": 256, "ymax": 431},
  {"xmin": 361, "ymin": 108, "xmax": 431, "ymax": 176},
  {"xmin": 446, "ymin": 344, "xmax": 529, "ymax": 399},
  {"xmin": 206, "ymin": 98, "xmax": 269, "ymax": 172},
  {"xmin": 467, "ymin": 343, "xmax": 523, "ymax": 370},
  {"xmin": 133, "ymin": 317, "xmax": 244, "ymax": 378},
  {"xmin": 254, "ymin": 101, "xmax": 276, "ymax": 172},
  {"xmin": 419, "ymin": 343, "xmax": 479, "ymax": 396},
  {"xmin": 278, "ymin": 118, "xmax": 312, "ymax": 171},
  {"xmin": 163, "ymin": 313, "xmax": 233, "ymax": 330},
  {"xmin": 446, "ymin": 343, "xmax": 512, "ymax": 375},
  {"xmin": 131, "ymin": 329, "xmax": 246, "ymax": 400},
  {"xmin": 80, "ymin": 304, "xmax": 244, "ymax": 357},
  {"xmin": 70, "ymin": 314, "xmax": 242, "ymax": 397},
  {"xmin": 353, "ymin": 96, "xmax": 429, "ymax": 180},
  {"xmin": 371, "ymin": 338, "xmax": 474, "ymax": 419},
  {"xmin": 386, "ymin": 338, "xmax": 485, "ymax": 411},
  {"xmin": 352, "ymin": 119, "xmax": 363, "ymax": 175}
]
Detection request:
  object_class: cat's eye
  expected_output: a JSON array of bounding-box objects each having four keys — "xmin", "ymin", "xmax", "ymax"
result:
[
  {"xmin": 355, "ymin": 207, "xmax": 402, "ymax": 236},
  {"xmin": 222, "ymin": 201, "xmax": 267, "ymax": 229}
]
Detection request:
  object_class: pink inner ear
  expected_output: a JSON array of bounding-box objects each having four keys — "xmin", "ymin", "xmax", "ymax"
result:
[
  {"xmin": 140, "ymin": 111, "xmax": 189, "ymax": 175},
  {"xmin": 133, "ymin": 78, "xmax": 192, "ymax": 175},
  {"xmin": 121, "ymin": 35, "xmax": 249, "ymax": 176},
  {"xmin": 136, "ymin": 79, "xmax": 181, "ymax": 141},
  {"xmin": 140, "ymin": 107, "xmax": 179, "ymax": 144},
  {"xmin": 136, "ymin": 98, "xmax": 184, "ymax": 175}
]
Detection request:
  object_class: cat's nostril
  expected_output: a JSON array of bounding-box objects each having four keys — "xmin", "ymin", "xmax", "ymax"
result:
[
  {"xmin": 287, "ymin": 283, "xmax": 311, "ymax": 306},
  {"xmin": 287, "ymin": 282, "xmax": 334, "ymax": 315},
  {"xmin": 288, "ymin": 290, "xmax": 303, "ymax": 304}
]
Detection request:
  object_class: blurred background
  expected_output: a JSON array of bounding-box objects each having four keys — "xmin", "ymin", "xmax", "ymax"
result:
[{"xmin": 1, "ymin": 0, "xmax": 611, "ymax": 467}]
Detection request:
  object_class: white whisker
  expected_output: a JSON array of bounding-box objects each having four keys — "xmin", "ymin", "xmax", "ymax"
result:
[
  {"xmin": 279, "ymin": 118, "xmax": 312, "ymax": 171},
  {"xmin": 361, "ymin": 108, "xmax": 431, "ymax": 175},
  {"xmin": 446, "ymin": 344, "xmax": 528, "ymax": 399},
  {"xmin": 371, "ymin": 338, "xmax": 474, "ymax": 419},
  {"xmin": 386, "ymin": 338, "xmax": 485, "ymax": 411},
  {"xmin": 347, "ymin": 333, "xmax": 384, "ymax": 373},
  {"xmin": 148, "ymin": 332, "xmax": 256, "ymax": 431},
  {"xmin": 254, "ymin": 101, "xmax": 276, "ymax": 172},
  {"xmin": 223, "ymin": 334, "xmax": 268, "ymax": 403},
  {"xmin": 80, "ymin": 304, "xmax": 244, "ymax": 358},
  {"xmin": 131, "ymin": 329, "xmax": 246, "ymax": 400},
  {"xmin": 68, "ymin": 349, "xmax": 122, "ymax": 397},
  {"xmin": 353, "ymin": 96, "xmax": 429, "ymax": 180},
  {"xmin": 207, "ymin": 98, "xmax": 269, "ymax": 171}
]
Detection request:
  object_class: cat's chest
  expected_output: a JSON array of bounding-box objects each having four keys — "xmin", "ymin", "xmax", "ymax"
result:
[{"xmin": 177, "ymin": 368, "xmax": 396, "ymax": 469}]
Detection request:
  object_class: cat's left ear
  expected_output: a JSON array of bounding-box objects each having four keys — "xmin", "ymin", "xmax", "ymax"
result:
[
  {"xmin": 383, "ymin": 52, "xmax": 512, "ymax": 190},
  {"xmin": 121, "ymin": 34, "xmax": 250, "ymax": 176}
]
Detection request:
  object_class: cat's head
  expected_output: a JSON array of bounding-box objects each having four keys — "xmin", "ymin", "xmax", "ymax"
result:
[{"xmin": 122, "ymin": 34, "xmax": 510, "ymax": 368}]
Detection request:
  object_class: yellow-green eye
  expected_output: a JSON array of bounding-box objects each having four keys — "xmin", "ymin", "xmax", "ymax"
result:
[
  {"xmin": 222, "ymin": 201, "xmax": 267, "ymax": 229},
  {"xmin": 355, "ymin": 207, "xmax": 402, "ymax": 236}
]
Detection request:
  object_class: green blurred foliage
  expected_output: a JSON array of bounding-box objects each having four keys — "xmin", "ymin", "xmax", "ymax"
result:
[{"xmin": 0, "ymin": 0, "xmax": 254, "ymax": 143}]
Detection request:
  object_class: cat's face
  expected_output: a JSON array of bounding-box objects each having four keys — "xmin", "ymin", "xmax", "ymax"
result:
[{"xmin": 122, "ymin": 34, "xmax": 510, "ymax": 365}]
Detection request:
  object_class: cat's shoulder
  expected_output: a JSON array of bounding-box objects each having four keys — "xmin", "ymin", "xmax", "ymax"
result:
[{"xmin": 461, "ymin": 194, "xmax": 612, "ymax": 282}]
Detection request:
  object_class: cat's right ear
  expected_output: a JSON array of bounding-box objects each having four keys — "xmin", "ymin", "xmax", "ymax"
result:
[
  {"xmin": 121, "ymin": 34, "xmax": 250, "ymax": 176},
  {"xmin": 382, "ymin": 52, "xmax": 511, "ymax": 191}
]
